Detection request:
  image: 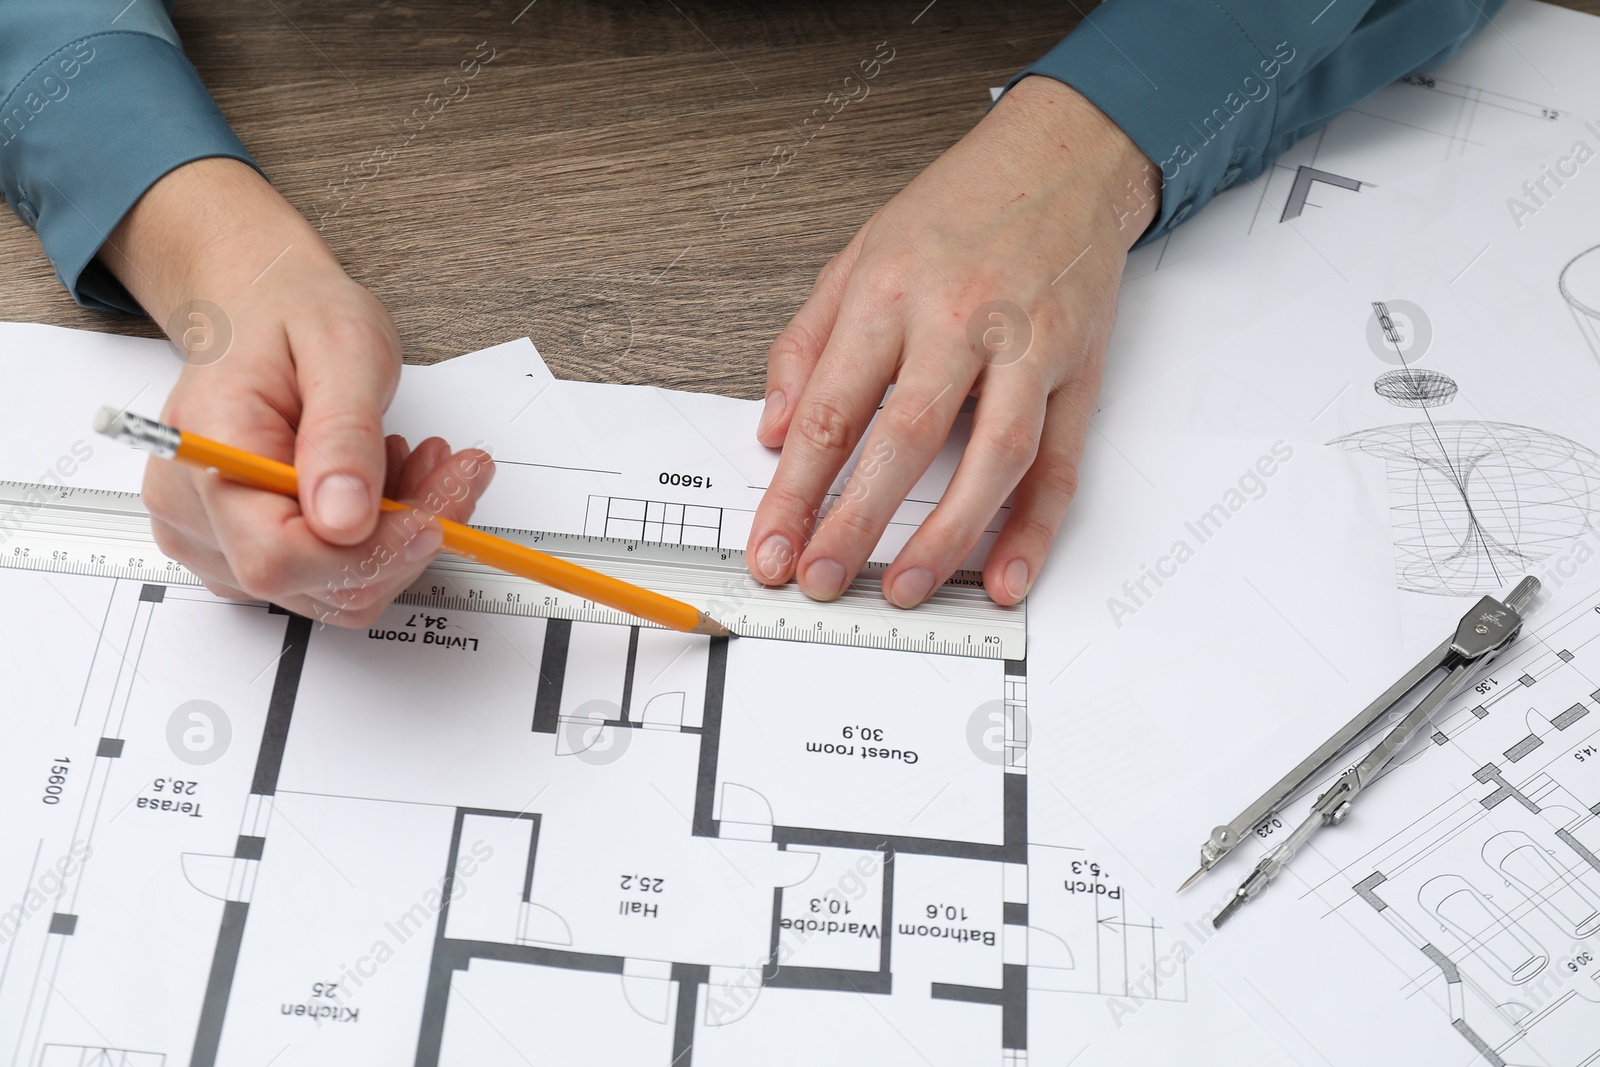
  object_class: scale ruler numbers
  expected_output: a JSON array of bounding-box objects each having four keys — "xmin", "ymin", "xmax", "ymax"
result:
[{"xmin": 0, "ymin": 481, "xmax": 1025, "ymax": 659}]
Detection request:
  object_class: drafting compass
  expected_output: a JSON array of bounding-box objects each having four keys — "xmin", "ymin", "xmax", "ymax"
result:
[{"xmin": 1181, "ymin": 576, "xmax": 1540, "ymax": 926}]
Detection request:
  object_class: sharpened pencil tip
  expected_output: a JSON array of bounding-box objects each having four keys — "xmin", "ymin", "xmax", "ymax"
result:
[{"xmin": 690, "ymin": 612, "xmax": 737, "ymax": 638}]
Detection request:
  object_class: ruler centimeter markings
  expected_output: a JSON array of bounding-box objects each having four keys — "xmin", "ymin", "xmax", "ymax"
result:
[{"xmin": 0, "ymin": 481, "xmax": 1025, "ymax": 659}]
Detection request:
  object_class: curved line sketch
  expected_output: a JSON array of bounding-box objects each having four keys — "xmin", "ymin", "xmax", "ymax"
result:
[
  {"xmin": 1559, "ymin": 244, "xmax": 1600, "ymax": 361},
  {"xmin": 1374, "ymin": 368, "xmax": 1458, "ymax": 409},
  {"xmin": 1023, "ymin": 925, "xmax": 1077, "ymax": 973},
  {"xmin": 1418, "ymin": 874, "xmax": 1548, "ymax": 985},
  {"xmin": 1481, "ymin": 830, "xmax": 1600, "ymax": 939},
  {"xmin": 1329, "ymin": 421, "xmax": 1600, "ymax": 597},
  {"xmin": 517, "ymin": 902, "xmax": 573, "ymax": 946},
  {"xmin": 638, "ymin": 690, "xmax": 687, "ymax": 729},
  {"xmin": 620, "ymin": 970, "xmax": 676, "ymax": 1024}
]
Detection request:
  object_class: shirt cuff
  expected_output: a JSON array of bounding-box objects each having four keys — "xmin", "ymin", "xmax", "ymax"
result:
[
  {"xmin": 1, "ymin": 30, "xmax": 262, "ymax": 314},
  {"xmin": 1009, "ymin": 1, "xmax": 1297, "ymax": 247}
]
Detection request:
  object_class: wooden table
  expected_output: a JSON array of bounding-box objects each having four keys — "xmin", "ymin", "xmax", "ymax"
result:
[{"xmin": 3, "ymin": 1, "xmax": 1595, "ymax": 398}]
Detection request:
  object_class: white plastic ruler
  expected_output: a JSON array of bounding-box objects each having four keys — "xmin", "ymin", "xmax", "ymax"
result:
[{"xmin": 0, "ymin": 481, "xmax": 1025, "ymax": 659}]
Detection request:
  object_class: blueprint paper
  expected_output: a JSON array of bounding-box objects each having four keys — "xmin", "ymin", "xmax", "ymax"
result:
[
  {"xmin": 1017, "ymin": 114, "xmax": 1600, "ymax": 1064},
  {"xmin": 1049, "ymin": 123, "xmax": 1600, "ymax": 854},
  {"xmin": 368, "ymin": 357, "xmax": 1321, "ymax": 1062},
  {"xmin": 1102, "ymin": 0, "xmax": 1600, "ymax": 405},
  {"xmin": 0, "ymin": 324, "xmax": 1301, "ymax": 1064},
  {"xmin": 382, "ymin": 345, "xmax": 1304, "ymax": 1061},
  {"xmin": 1120, "ymin": 572, "xmax": 1600, "ymax": 1066}
]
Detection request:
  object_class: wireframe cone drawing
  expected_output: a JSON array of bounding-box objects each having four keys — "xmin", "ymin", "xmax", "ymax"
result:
[
  {"xmin": 1560, "ymin": 244, "xmax": 1600, "ymax": 361},
  {"xmin": 1330, "ymin": 421, "xmax": 1600, "ymax": 596}
]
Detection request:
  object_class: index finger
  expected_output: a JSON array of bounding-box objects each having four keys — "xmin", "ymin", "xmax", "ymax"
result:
[{"xmin": 746, "ymin": 307, "xmax": 902, "ymax": 595}]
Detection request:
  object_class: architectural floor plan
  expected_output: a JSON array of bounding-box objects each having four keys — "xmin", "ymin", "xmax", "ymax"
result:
[
  {"xmin": 0, "ymin": 309, "xmax": 1218, "ymax": 1066},
  {"xmin": 0, "ymin": 544, "xmax": 1182, "ymax": 1065}
]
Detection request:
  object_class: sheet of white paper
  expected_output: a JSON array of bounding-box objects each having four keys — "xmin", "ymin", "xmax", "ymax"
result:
[
  {"xmin": 0, "ymin": 326, "xmax": 1298, "ymax": 1064},
  {"xmin": 415, "ymin": 335, "xmax": 554, "ymax": 387},
  {"xmin": 0, "ymin": 323, "xmax": 182, "ymax": 492},
  {"xmin": 0, "ymin": 327, "xmax": 551, "ymax": 496},
  {"xmin": 1022, "ymin": 116, "xmax": 1600, "ymax": 1063}
]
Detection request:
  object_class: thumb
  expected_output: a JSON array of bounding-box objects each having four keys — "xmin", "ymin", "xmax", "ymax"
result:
[{"xmin": 292, "ymin": 318, "xmax": 402, "ymax": 546}]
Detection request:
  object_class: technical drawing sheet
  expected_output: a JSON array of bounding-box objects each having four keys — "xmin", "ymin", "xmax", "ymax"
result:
[
  {"xmin": 0, "ymin": 327, "xmax": 1288, "ymax": 1065},
  {"xmin": 1014, "ymin": 103, "xmax": 1600, "ymax": 1066},
  {"xmin": 1102, "ymin": 0, "xmax": 1600, "ymax": 405}
]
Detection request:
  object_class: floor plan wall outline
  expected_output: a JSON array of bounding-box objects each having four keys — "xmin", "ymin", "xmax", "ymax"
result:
[{"xmin": 0, "ymin": 557, "xmax": 1189, "ymax": 1065}]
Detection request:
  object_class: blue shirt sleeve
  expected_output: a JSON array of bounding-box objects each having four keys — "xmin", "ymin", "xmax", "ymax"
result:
[
  {"xmin": 0, "ymin": 1, "xmax": 262, "ymax": 313},
  {"xmin": 1011, "ymin": 0, "xmax": 1510, "ymax": 246}
]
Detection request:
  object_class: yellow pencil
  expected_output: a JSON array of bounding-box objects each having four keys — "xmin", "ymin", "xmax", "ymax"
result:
[{"xmin": 94, "ymin": 407, "xmax": 733, "ymax": 637}]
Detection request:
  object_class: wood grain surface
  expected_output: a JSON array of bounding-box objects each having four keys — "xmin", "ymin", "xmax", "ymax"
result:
[{"xmin": 3, "ymin": 1, "xmax": 1596, "ymax": 397}]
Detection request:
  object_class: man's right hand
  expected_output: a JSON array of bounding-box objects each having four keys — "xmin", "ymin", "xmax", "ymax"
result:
[{"xmin": 101, "ymin": 157, "xmax": 494, "ymax": 627}]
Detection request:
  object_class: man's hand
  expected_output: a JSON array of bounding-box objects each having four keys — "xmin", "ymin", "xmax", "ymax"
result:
[
  {"xmin": 101, "ymin": 158, "xmax": 494, "ymax": 626},
  {"xmin": 746, "ymin": 76, "xmax": 1158, "ymax": 608}
]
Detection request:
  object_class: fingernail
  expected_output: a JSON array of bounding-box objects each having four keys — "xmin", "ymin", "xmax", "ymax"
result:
[
  {"xmin": 756, "ymin": 391, "xmax": 785, "ymax": 437},
  {"xmin": 889, "ymin": 567, "xmax": 936, "ymax": 608},
  {"xmin": 755, "ymin": 534, "xmax": 795, "ymax": 582},
  {"xmin": 314, "ymin": 475, "xmax": 370, "ymax": 532},
  {"xmin": 404, "ymin": 520, "xmax": 443, "ymax": 564},
  {"xmin": 458, "ymin": 448, "xmax": 495, "ymax": 483},
  {"xmin": 803, "ymin": 557, "xmax": 848, "ymax": 600},
  {"xmin": 1003, "ymin": 558, "xmax": 1031, "ymax": 601}
]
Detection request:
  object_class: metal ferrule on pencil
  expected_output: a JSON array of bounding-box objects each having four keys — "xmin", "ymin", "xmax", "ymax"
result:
[{"xmin": 93, "ymin": 407, "xmax": 180, "ymax": 460}]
